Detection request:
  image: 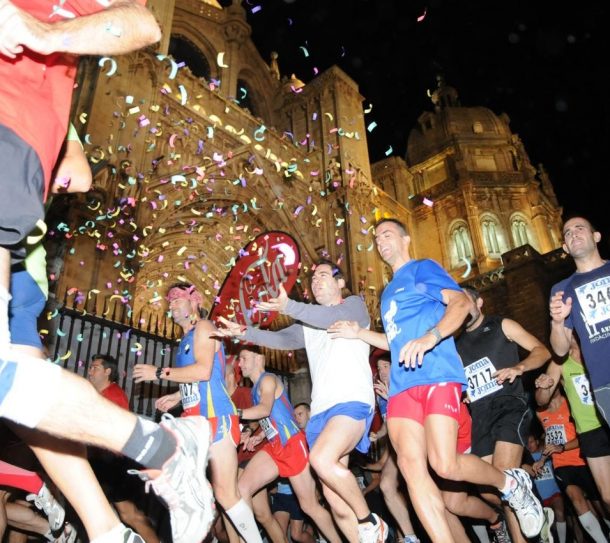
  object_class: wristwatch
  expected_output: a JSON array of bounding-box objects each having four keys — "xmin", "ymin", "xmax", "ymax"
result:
[
  {"xmin": 427, "ymin": 326, "xmax": 443, "ymax": 345},
  {"xmin": 155, "ymin": 367, "xmax": 164, "ymax": 380}
]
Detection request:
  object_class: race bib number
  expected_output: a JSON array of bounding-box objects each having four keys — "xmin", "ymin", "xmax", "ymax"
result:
[
  {"xmin": 574, "ymin": 276, "xmax": 610, "ymax": 326},
  {"xmin": 260, "ymin": 417, "xmax": 279, "ymax": 441},
  {"xmin": 545, "ymin": 424, "xmax": 566, "ymax": 446},
  {"xmin": 536, "ymin": 460, "xmax": 554, "ymax": 482},
  {"xmin": 571, "ymin": 374, "xmax": 594, "ymax": 406},
  {"xmin": 179, "ymin": 382, "xmax": 201, "ymax": 411},
  {"xmin": 465, "ymin": 357, "xmax": 502, "ymax": 402}
]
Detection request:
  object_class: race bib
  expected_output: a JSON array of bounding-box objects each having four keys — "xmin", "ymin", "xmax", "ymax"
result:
[
  {"xmin": 536, "ymin": 460, "xmax": 554, "ymax": 482},
  {"xmin": 571, "ymin": 374, "xmax": 594, "ymax": 406},
  {"xmin": 179, "ymin": 382, "xmax": 201, "ymax": 411},
  {"xmin": 465, "ymin": 357, "xmax": 502, "ymax": 402},
  {"xmin": 545, "ymin": 424, "xmax": 566, "ymax": 446},
  {"xmin": 260, "ymin": 417, "xmax": 279, "ymax": 441},
  {"xmin": 574, "ymin": 276, "xmax": 610, "ymax": 326}
]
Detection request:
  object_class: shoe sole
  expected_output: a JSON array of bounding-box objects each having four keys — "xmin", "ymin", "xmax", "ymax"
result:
[
  {"xmin": 161, "ymin": 415, "xmax": 215, "ymax": 542},
  {"xmin": 506, "ymin": 468, "xmax": 544, "ymax": 538},
  {"xmin": 541, "ymin": 507, "xmax": 554, "ymax": 543}
]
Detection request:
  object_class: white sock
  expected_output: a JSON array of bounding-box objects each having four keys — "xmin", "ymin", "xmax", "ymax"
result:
[
  {"xmin": 90, "ymin": 523, "xmax": 128, "ymax": 543},
  {"xmin": 0, "ymin": 285, "xmax": 11, "ymax": 348},
  {"xmin": 499, "ymin": 473, "xmax": 516, "ymax": 496},
  {"xmin": 556, "ymin": 520, "xmax": 567, "ymax": 543},
  {"xmin": 471, "ymin": 524, "xmax": 491, "ymax": 543},
  {"xmin": 225, "ymin": 499, "xmax": 262, "ymax": 543},
  {"xmin": 578, "ymin": 511, "xmax": 607, "ymax": 543}
]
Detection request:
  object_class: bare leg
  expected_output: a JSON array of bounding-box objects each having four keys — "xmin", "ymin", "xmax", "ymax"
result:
[
  {"xmin": 114, "ymin": 500, "xmax": 160, "ymax": 543},
  {"xmin": 484, "ymin": 441, "xmax": 527, "ymax": 543},
  {"xmin": 320, "ymin": 480, "xmax": 359, "ymax": 542},
  {"xmin": 308, "ymin": 415, "xmax": 371, "ymax": 537},
  {"xmin": 379, "ymin": 449, "xmax": 416, "ymax": 537},
  {"xmin": 588, "ymin": 455, "xmax": 610, "ymax": 512},
  {"xmin": 237, "ymin": 449, "xmax": 286, "ymax": 543},
  {"xmin": 290, "ymin": 465, "xmax": 342, "ymax": 543},
  {"xmin": 389, "ymin": 417, "xmax": 454, "ymax": 542}
]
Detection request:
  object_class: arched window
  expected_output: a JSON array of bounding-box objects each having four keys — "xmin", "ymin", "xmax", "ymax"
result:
[
  {"xmin": 169, "ymin": 36, "xmax": 211, "ymax": 80},
  {"xmin": 511, "ymin": 219, "xmax": 529, "ymax": 247},
  {"xmin": 236, "ymin": 78, "xmax": 258, "ymax": 117},
  {"xmin": 482, "ymin": 218, "xmax": 501, "ymax": 255},
  {"xmin": 449, "ymin": 223, "xmax": 473, "ymax": 268}
]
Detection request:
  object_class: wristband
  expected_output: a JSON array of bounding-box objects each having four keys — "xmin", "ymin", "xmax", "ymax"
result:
[
  {"xmin": 155, "ymin": 367, "xmax": 165, "ymax": 380},
  {"xmin": 427, "ymin": 326, "xmax": 442, "ymax": 345}
]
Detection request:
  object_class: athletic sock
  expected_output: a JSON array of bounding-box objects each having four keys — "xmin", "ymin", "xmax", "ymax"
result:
[
  {"xmin": 499, "ymin": 473, "xmax": 516, "ymax": 496},
  {"xmin": 225, "ymin": 499, "xmax": 262, "ymax": 543},
  {"xmin": 120, "ymin": 417, "xmax": 176, "ymax": 469},
  {"xmin": 90, "ymin": 523, "xmax": 127, "ymax": 543},
  {"xmin": 556, "ymin": 520, "xmax": 567, "ymax": 543},
  {"xmin": 578, "ymin": 511, "xmax": 607, "ymax": 543},
  {"xmin": 358, "ymin": 513, "xmax": 377, "ymax": 525}
]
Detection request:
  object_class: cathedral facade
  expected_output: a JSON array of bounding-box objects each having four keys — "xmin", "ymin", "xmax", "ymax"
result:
[{"xmin": 45, "ymin": 0, "xmax": 567, "ymax": 382}]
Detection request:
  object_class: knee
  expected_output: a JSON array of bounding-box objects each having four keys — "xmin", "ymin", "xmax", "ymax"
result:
[
  {"xmin": 308, "ymin": 451, "xmax": 331, "ymax": 478},
  {"xmin": 379, "ymin": 475, "xmax": 397, "ymax": 498},
  {"xmin": 428, "ymin": 454, "xmax": 458, "ymax": 481}
]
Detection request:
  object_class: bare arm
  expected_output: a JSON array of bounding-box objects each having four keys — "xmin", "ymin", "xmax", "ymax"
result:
[
  {"xmin": 549, "ymin": 290, "xmax": 573, "ymax": 356},
  {"xmin": 0, "ymin": 0, "xmax": 160, "ymax": 59},
  {"xmin": 400, "ymin": 288, "xmax": 470, "ymax": 368},
  {"xmin": 241, "ymin": 374, "xmax": 277, "ymax": 421},
  {"xmin": 494, "ymin": 319, "xmax": 551, "ymax": 384},
  {"xmin": 534, "ymin": 361, "xmax": 563, "ymax": 407},
  {"xmin": 51, "ymin": 138, "xmax": 92, "ymax": 194},
  {"xmin": 133, "ymin": 320, "xmax": 217, "ymax": 383}
]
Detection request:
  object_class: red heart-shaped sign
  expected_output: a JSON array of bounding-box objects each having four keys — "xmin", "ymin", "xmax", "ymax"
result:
[{"xmin": 210, "ymin": 231, "xmax": 301, "ymax": 328}]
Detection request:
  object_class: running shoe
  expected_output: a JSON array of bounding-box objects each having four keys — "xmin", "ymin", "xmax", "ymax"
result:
[
  {"xmin": 403, "ymin": 535, "xmax": 420, "ymax": 543},
  {"xmin": 53, "ymin": 522, "xmax": 78, "ymax": 543},
  {"xmin": 503, "ymin": 468, "xmax": 544, "ymax": 538},
  {"xmin": 129, "ymin": 414, "xmax": 215, "ymax": 543},
  {"xmin": 26, "ymin": 483, "xmax": 65, "ymax": 531},
  {"xmin": 539, "ymin": 507, "xmax": 555, "ymax": 543},
  {"xmin": 358, "ymin": 513, "xmax": 388, "ymax": 543},
  {"xmin": 490, "ymin": 519, "xmax": 511, "ymax": 543}
]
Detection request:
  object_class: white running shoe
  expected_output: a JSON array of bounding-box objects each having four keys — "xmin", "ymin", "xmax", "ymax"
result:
[
  {"xmin": 53, "ymin": 522, "xmax": 78, "ymax": 543},
  {"xmin": 503, "ymin": 468, "xmax": 544, "ymax": 538},
  {"xmin": 26, "ymin": 483, "xmax": 65, "ymax": 531},
  {"xmin": 539, "ymin": 507, "xmax": 555, "ymax": 543},
  {"xmin": 357, "ymin": 513, "xmax": 388, "ymax": 543},
  {"xmin": 129, "ymin": 414, "xmax": 215, "ymax": 543}
]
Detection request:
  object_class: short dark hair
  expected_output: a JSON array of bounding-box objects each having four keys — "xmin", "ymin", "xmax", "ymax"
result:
[
  {"xmin": 294, "ymin": 402, "xmax": 310, "ymax": 412},
  {"xmin": 375, "ymin": 218, "xmax": 408, "ymax": 236},
  {"xmin": 313, "ymin": 259, "xmax": 344, "ymax": 281},
  {"xmin": 91, "ymin": 353, "xmax": 119, "ymax": 383},
  {"xmin": 561, "ymin": 216, "xmax": 598, "ymax": 238},
  {"xmin": 239, "ymin": 345, "xmax": 262, "ymax": 356},
  {"xmin": 462, "ymin": 287, "xmax": 480, "ymax": 302}
]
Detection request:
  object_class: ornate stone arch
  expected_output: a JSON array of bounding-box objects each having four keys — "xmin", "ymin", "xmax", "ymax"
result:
[
  {"xmin": 479, "ymin": 212, "xmax": 508, "ymax": 257},
  {"xmin": 447, "ymin": 219, "xmax": 474, "ymax": 269},
  {"xmin": 509, "ymin": 211, "xmax": 536, "ymax": 250}
]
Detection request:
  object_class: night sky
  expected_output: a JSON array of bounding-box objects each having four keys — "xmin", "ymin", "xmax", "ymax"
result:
[{"xmin": 223, "ymin": 0, "xmax": 609, "ymax": 253}]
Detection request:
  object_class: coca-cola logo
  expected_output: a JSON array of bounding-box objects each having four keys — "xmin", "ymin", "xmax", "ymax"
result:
[{"xmin": 210, "ymin": 231, "xmax": 300, "ymax": 328}]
